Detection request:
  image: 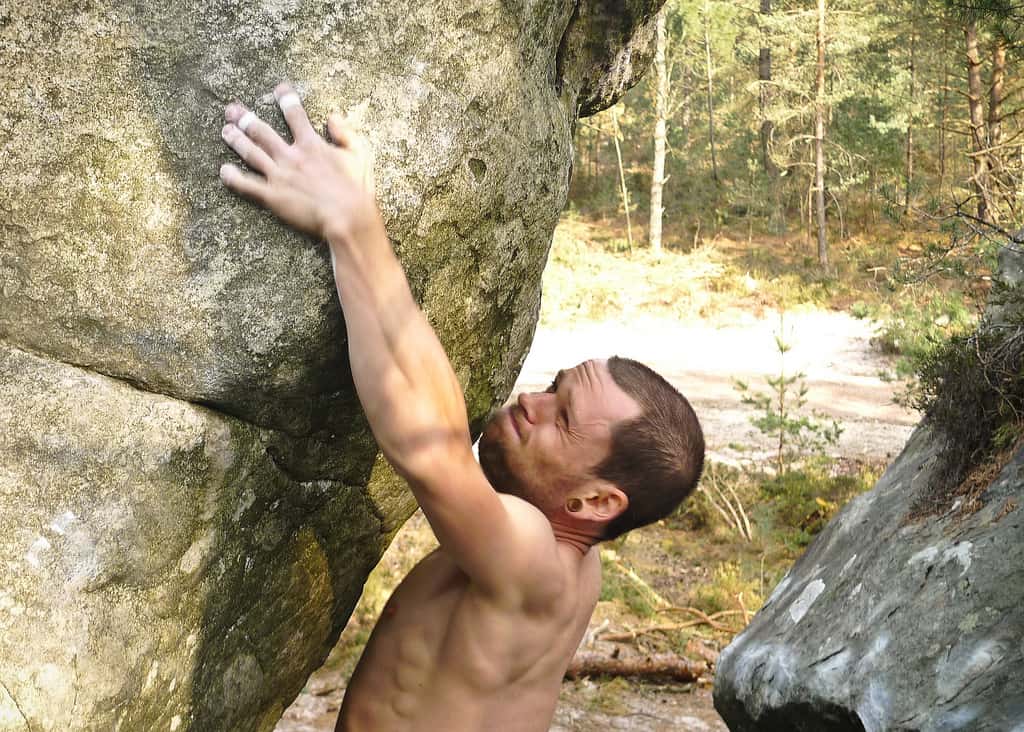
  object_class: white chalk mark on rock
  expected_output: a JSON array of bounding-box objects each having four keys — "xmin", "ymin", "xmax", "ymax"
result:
[
  {"xmin": 48, "ymin": 511, "xmax": 77, "ymax": 536},
  {"xmin": 25, "ymin": 536, "xmax": 52, "ymax": 567},
  {"xmin": 907, "ymin": 546, "xmax": 939, "ymax": 566},
  {"xmin": 906, "ymin": 542, "xmax": 973, "ymax": 577},
  {"xmin": 936, "ymin": 639, "xmax": 1005, "ymax": 702},
  {"xmin": 856, "ymin": 679, "xmax": 892, "ymax": 732},
  {"xmin": 788, "ymin": 580, "xmax": 826, "ymax": 624},
  {"xmin": 942, "ymin": 542, "xmax": 973, "ymax": 575}
]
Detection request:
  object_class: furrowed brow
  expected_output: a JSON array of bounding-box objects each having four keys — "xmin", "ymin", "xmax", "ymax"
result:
[{"xmin": 548, "ymin": 369, "xmax": 566, "ymax": 393}]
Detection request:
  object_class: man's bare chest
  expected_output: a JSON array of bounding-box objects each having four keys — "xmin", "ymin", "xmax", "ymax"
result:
[{"xmin": 379, "ymin": 549, "xmax": 466, "ymax": 625}]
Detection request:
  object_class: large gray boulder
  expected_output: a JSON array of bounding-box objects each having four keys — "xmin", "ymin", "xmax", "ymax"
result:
[
  {"xmin": 0, "ymin": 1, "xmax": 662, "ymax": 729},
  {"xmin": 715, "ymin": 246, "xmax": 1024, "ymax": 731},
  {"xmin": 714, "ymin": 418, "xmax": 1024, "ymax": 724}
]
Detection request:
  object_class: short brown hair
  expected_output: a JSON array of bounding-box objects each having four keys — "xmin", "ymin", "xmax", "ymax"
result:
[{"xmin": 597, "ymin": 357, "xmax": 705, "ymax": 540}]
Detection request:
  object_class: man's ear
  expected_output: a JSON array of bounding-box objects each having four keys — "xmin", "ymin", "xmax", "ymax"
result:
[{"xmin": 567, "ymin": 482, "xmax": 628, "ymax": 523}]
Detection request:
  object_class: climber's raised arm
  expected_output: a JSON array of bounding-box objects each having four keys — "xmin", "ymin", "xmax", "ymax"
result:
[{"xmin": 218, "ymin": 84, "xmax": 561, "ymax": 604}]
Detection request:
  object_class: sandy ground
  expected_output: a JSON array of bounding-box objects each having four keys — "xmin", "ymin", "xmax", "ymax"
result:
[
  {"xmin": 517, "ymin": 311, "xmax": 918, "ymax": 466},
  {"xmin": 276, "ymin": 311, "xmax": 917, "ymax": 732}
]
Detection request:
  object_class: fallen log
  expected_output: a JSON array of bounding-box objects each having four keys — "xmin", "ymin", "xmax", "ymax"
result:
[
  {"xmin": 565, "ymin": 652, "xmax": 706, "ymax": 683},
  {"xmin": 598, "ymin": 617, "xmax": 739, "ymax": 642}
]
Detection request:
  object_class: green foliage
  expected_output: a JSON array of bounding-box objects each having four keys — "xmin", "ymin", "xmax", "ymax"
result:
[
  {"xmin": 905, "ymin": 289, "xmax": 1024, "ymax": 508},
  {"xmin": 586, "ymin": 677, "xmax": 632, "ymax": 715},
  {"xmin": 693, "ymin": 561, "xmax": 763, "ymax": 616},
  {"xmin": 599, "ymin": 551, "xmax": 660, "ymax": 618},
  {"xmin": 873, "ymin": 291, "xmax": 977, "ymax": 376},
  {"xmin": 568, "ymin": 0, "xmax": 1023, "ymax": 258},
  {"xmin": 734, "ymin": 315, "xmax": 843, "ymax": 475},
  {"xmin": 759, "ymin": 459, "xmax": 878, "ymax": 548},
  {"xmin": 724, "ymin": 314, "xmax": 878, "ymax": 552},
  {"xmin": 850, "ymin": 300, "xmax": 872, "ymax": 319},
  {"xmin": 944, "ymin": 0, "xmax": 1024, "ymax": 39}
]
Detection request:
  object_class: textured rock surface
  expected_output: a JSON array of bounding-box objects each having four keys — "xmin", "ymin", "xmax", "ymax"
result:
[
  {"xmin": 0, "ymin": 2, "xmax": 661, "ymax": 729},
  {"xmin": 713, "ymin": 423, "xmax": 1024, "ymax": 731}
]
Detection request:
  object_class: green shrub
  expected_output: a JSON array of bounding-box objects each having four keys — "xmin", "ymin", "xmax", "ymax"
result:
[
  {"xmin": 874, "ymin": 291, "xmax": 976, "ymax": 377},
  {"xmin": 693, "ymin": 561, "xmax": 763, "ymax": 616},
  {"xmin": 735, "ymin": 315, "xmax": 843, "ymax": 475},
  {"xmin": 759, "ymin": 460, "xmax": 876, "ymax": 546},
  {"xmin": 905, "ymin": 307, "xmax": 1024, "ymax": 512},
  {"xmin": 599, "ymin": 551, "xmax": 659, "ymax": 618}
]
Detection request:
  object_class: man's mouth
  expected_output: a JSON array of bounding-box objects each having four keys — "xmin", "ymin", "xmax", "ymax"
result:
[{"xmin": 508, "ymin": 406, "xmax": 523, "ymax": 439}]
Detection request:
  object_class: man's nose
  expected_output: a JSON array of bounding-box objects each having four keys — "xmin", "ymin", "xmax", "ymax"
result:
[{"xmin": 517, "ymin": 391, "xmax": 554, "ymax": 425}]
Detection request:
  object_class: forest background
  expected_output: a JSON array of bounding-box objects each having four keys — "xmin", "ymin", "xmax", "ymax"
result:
[{"xmin": 595, "ymin": 0, "xmax": 1022, "ymax": 265}]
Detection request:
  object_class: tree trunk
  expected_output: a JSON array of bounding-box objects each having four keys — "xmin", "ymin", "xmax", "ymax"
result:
[
  {"xmin": 965, "ymin": 20, "xmax": 992, "ymax": 223},
  {"xmin": 939, "ymin": 22, "xmax": 950, "ymax": 191},
  {"xmin": 815, "ymin": 0, "xmax": 828, "ymax": 267},
  {"xmin": 904, "ymin": 2, "xmax": 918, "ymax": 216},
  {"xmin": 759, "ymin": 0, "xmax": 785, "ymax": 232},
  {"xmin": 681, "ymin": 65, "xmax": 693, "ymax": 139},
  {"xmin": 611, "ymin": 107, "xmax": 634, "ymax": 252},
  {"xmin": 649, "ymin": 7, "xmax": 669, "ymax": 255},
  {"xmin": 758, "ymin": 0, "xmax": 776, "ymax": 177},
  {"xmin": 988, "ymin": 38, "xmax": 1006, "ymax": 206},
  {"xmin": 703, "ymin": 0, "xmax": 720, "ymax": 184}
]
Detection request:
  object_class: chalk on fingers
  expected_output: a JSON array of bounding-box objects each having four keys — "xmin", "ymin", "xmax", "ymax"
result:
[
  {"xmin": 238, "ymin": 111, "xmax": 258, "ymax": 133},
  {"xmin": 277, "ymin": 93, "xmax": 302, "ymax": 111}
]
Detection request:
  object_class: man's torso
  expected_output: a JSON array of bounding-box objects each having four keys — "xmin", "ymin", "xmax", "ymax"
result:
[{"xmin": 336, "ymin": 499, "xmax": 602, "ymax": 732}]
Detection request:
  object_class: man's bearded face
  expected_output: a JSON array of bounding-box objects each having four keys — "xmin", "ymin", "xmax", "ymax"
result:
[
  {"xmin": 478, "ymin": 424, "xmax": 534, "ymax": 501},
  {"xmin": 476, "ymin": 359, "xmax": 641, "ymax": 514}
]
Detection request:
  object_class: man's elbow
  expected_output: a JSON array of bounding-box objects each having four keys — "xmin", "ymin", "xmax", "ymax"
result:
[{"xmin": 384, "ymin": 427, "xmax": 473, "ymax": 487}]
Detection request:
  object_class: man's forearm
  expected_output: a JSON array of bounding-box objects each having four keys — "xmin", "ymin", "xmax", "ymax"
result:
[
  {"xmin": 326, "ymin": 215, "xmax": 471, "ymax": 480},
  {"xmin": 217, "ymin": 86, "xmax": 469, "ymax": 478}
]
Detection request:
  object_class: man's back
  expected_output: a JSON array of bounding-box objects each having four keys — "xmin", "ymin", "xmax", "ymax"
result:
[{"xmin": 336, "ymin": 496, "xmax": 602, "ymax": 732}]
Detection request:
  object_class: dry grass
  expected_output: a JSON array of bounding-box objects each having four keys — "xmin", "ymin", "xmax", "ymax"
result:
[
  {"xmin": 909, "ymin": 430, "xmax": 1024, "ymax": 523},
  {"xmin": 539, "ymin": 212, "xmax": 907, "ymax": 329}
]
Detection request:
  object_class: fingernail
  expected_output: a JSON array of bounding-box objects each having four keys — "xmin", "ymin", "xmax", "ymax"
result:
[
  {"xmin": 237, "ymin": 112, "xmax": 257, "ymax": 132},
  {"xmin": 221, "ymin": 124, "xmax": 233, "ymax": 139},
  {"xmin": 278, "ymin": 93, "xmax": 301, "ymax": 111},
  {"xmin": 219, "ymin": 163, "xmax": 233, "ymax": 180}
]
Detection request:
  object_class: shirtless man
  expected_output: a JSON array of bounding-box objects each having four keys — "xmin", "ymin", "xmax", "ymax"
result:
[{"xmin": 219, "ymin": 84, "xmax": 704, "ymax": 731}]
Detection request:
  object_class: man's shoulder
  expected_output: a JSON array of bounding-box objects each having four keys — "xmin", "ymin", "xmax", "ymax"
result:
[
  {"xmin": 495, "ymin": 494, "xmax": 562, "ymax": 564},
  {"xmin": 496, "ymin": 493, "xmax": 553, "ymax": 529},
  {"xmin": 488, "ymin": 494, "xmax": 593, "ymax": 610}
]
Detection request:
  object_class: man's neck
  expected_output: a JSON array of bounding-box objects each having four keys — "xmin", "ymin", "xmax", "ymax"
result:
[{"xmin": 548, "ymin": 517, "xmax": 602, "ymax": 556}]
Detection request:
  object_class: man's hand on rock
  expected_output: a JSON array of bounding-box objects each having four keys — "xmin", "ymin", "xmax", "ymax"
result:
[{"xmin": 219, "ymin": 83, "xmax": 378, "ymax": 242}]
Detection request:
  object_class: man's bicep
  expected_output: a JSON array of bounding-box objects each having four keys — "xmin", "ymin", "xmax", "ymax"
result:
[{"xmin": 410, "ymin": 449, "xmax": 558, "ymax": 603}]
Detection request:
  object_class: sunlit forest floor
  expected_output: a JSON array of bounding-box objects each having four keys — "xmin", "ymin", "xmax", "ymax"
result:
[{"xmin": 278, "ymin": 212, "xmax": 966, "ymax": 731}]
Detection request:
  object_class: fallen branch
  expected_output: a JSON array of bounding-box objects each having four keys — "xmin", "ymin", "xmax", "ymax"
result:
[
  {"xmin": 657, "ymin": 606, "xmax": 746, "ymax": 632},
  {"xmin": 603, "ymin": 551, "xmax": 672, "ymax": 610},
  {"xmin": 566, "ymin": 652, "xmax": 706, "ymax": 682},
  {"xmin": 599, "ymin": 621, "xmax": 720, "ymax": 642},
  {"xmin": 599, "ymin": 619, "xmax": 740, "ymax": 643}
]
